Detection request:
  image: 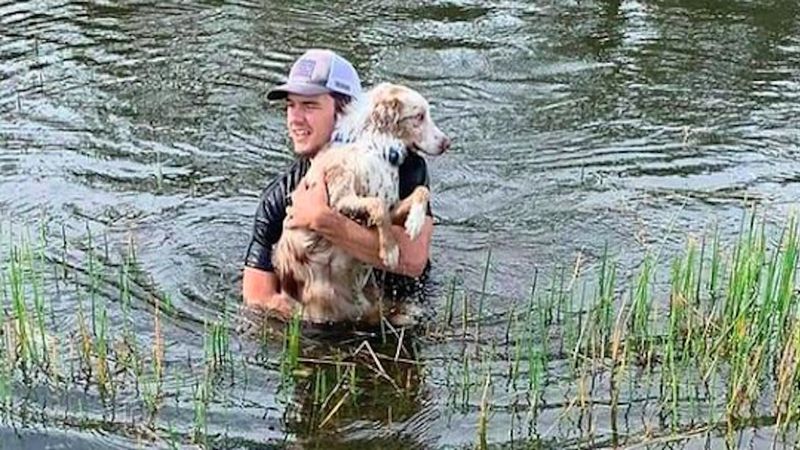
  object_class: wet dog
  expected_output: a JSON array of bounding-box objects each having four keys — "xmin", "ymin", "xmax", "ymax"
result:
[{"xmin": 273, "ymin": 83, "xmax": 450, "ymax": 325}]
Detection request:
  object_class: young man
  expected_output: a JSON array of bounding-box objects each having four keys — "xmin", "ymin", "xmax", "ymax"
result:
[{"xmin": 242, "ymin": 49, "xmax": 434, "ymax": 319}]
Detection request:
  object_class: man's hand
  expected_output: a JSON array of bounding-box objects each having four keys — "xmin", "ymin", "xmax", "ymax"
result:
[
  {"xmin": 249, "ymin": 292, "xmax": 297, "ymax": 320},
  {"xmin": 242, "ymin": 267, "xmax": 298, "ymax": 321},
  {"xmin": 286, "ymin": 173, "xmax": 329, "ymax": 230}
]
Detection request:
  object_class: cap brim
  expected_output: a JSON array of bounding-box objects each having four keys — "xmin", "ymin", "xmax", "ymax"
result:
[{"xmin": 266, "ymin": 82, "xmax": 331, "ymax": 100}]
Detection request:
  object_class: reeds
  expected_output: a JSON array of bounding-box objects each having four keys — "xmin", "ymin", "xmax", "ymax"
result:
[
  {"xmin": 432, "ymin": 210, "xmax": 800, "ymax": 448},
  {"xmin": 3, "ymin": 208, "xmax": 800, "ymax": 448}
]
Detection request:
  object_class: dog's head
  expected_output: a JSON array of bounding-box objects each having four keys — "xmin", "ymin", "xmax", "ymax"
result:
[{"xmin": 366, "ymin": 83, "xmax": 451, "ymax": 156}]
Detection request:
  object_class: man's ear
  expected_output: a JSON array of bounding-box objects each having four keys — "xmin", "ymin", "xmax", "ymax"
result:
[{"xmin": 370, "ymin": 97, "xmax": 402, "ymax": 131}]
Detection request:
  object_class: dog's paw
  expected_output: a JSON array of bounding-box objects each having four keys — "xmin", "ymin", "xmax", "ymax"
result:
[
  {"xmin": 404, "ymin": 203, "xmax": 426, "ymax": 240},
  {"xmin": 381, "ymin": 243, "xmax": 400, "ymax": 269}
]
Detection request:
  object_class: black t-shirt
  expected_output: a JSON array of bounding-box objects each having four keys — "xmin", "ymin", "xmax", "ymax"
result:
[{"xmin": 244, "ymin": 152, "xmax": 432, "ymax": 300}]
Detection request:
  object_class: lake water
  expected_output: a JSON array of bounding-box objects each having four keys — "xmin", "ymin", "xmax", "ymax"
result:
[{"xmin": 1, "ymin": 0, "xmax": 800, "ymax": 448}]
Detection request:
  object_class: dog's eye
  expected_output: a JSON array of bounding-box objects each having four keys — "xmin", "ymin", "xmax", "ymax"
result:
[{"xmin": 416, "ymin": 112, "xmax": 425, "ymax": 122}]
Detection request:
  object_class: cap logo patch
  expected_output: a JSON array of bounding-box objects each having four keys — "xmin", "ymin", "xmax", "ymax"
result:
[{"xmin": 293, "ymin": 59, "xmax": 316, "ymax": 79}]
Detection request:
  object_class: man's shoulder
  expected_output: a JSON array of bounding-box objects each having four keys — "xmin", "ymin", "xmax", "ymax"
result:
[
  {"xmin": 262, "ymin": 158, "xmax": 310, "ymax": 194},
  {"xmin": 400, "ymin": 152, "xmax": 428, "ymax": 173},
  {"xmin": 399, "ymin": 152, "xmax": 430, "ymax": 190},
  {"xmin": 283, "ymin": 157, "xmax": 311, "ymax": 180}
]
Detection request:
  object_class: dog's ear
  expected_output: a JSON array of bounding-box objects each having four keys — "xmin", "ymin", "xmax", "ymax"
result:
[{"xmin": 370, "ymin": 97, "xmax": 402, "ymax": 131}]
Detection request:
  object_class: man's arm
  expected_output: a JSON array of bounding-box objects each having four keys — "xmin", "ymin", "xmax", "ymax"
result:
[
  {"xmin": 315, "ymin": 211, "xmax": 433, "ymax": 277},
  {"xmin": 287, "ymin": 178, "xmax": 433, "ymax": 278},
  {"xmin": 242, "ymin": 159, "xmax": 309, "ymax": 316},
  {"xmin": 242, "ymin": 268, "xmax": 293, "ymax": 317}
]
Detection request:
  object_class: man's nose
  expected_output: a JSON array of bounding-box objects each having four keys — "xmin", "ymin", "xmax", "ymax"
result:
[{"xmin": 287, "ymin": 107, "xmax": 304, "ymax": 124}]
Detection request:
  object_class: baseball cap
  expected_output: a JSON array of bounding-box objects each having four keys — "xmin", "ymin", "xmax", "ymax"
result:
[{"xmin": 267, "ymin": 49, "xmax": 362, "ymax": 100}]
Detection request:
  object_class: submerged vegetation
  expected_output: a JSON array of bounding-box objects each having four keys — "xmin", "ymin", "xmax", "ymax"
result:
[{"xmin": 2, "ymin": 209, "xmax": 800, "ymax": 448}]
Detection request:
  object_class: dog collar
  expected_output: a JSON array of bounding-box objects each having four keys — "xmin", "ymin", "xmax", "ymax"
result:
[
  {"xmin": 386, "ymin": 144, "xmax": 405, "ymax": 167},
  {"xmin": 332, "ymin": 130, "xmax": 354, "ymax": 145}
]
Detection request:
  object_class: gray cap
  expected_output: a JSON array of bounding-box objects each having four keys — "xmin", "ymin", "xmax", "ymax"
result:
[{"xmin": 267, "ymin": 49, "xmax": 362, "ymax": 100}]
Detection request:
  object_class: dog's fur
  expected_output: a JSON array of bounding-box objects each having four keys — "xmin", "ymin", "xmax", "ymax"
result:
[{"xmin": 273, "ymin": 83, "xmax": 450, "ymax": 325}]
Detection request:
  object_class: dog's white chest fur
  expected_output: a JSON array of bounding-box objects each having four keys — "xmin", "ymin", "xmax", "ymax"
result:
[
  {"xmin": 313, "ymin": 132, "xmax": 405, "ymax": 213},
  {"xmin": 353, "ymin": 143, "xmax": 400, "ymax": 206}
]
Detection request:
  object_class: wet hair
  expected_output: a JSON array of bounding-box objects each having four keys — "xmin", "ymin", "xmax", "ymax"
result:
[{"xmin": 331, "ymin": 92, "xmax": 354, "ymax": 117}]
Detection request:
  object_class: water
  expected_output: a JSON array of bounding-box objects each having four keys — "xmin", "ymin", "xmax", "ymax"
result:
[{"xmin": 1, "ymin": 0, "xmax": 800, "ymax": 448}]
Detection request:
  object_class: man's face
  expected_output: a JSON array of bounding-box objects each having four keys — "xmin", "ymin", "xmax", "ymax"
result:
[{"xmin": 286, "ymin": 93, "xmax": 336, "ymax": 158}]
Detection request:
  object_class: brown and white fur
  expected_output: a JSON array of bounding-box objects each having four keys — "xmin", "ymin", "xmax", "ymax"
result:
[{"xmin": 274, "ymin": 83, "xmax": 450, "ymax": 325}]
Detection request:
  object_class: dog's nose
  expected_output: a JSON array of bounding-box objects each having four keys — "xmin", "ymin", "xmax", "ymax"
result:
[{"xmin": 440, "ymin": 136, "xmax": 451, "ymax": 153}]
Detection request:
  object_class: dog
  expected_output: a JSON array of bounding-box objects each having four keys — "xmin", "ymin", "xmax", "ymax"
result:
[{"xmin": 273, "ymin": 82, "xmax": 450, "ymax": 325}]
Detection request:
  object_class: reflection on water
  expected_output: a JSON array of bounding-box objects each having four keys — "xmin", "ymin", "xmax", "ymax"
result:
[
  {"xmin": 285, "ymin": 334, "xmax": 428, "ymax": 449},
  {"xmin": 1, "ymin": 0, "xmax": 800, "ymax": 447}
]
